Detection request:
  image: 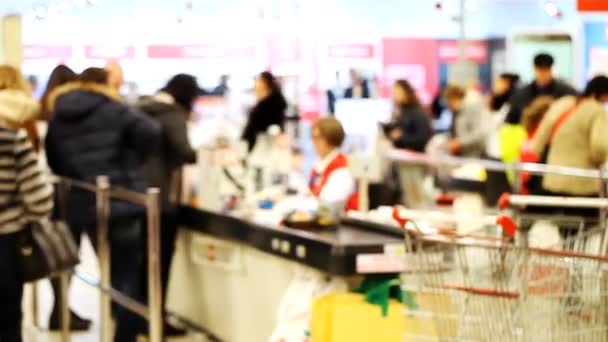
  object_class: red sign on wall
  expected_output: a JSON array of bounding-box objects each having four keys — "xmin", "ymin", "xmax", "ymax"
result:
[
  {"xmin": 147, "ymin": 45, "xmax": 256, "ymax": 59},
  {"xmin": 328, "ymin": 44, "xmax": 375, "ymax": 58},
  {"xmin": 438, "ymin": 40, "xmax": 488, "ymax": 63},
  {"xmin": 382, "ymin": 38, "xmax": 439, "ymax": 104},
  {"xmin": 85, "ymin": 46, "xmax": 135, "ymax": 59},
  {"xmin": 578, "ymin": 0, "xmax": 608, "ymax": 11},
  {"xmin": 23, "ymin": 45, "xmax": 72, "ymax": 59}
]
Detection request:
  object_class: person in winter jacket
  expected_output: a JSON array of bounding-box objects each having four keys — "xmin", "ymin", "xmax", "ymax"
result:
[
  {"xmin": 0, "ymin": 65, "xmax": 54, "ymax": 342},
  {"xmin": 532, "ymin": 75, "xmax": 608, "ymax": 197},
  {"xmin": 241, "ymin": 71, "xmax": 287, "ymax": 152},
  {"xmin": 505, "ymin": 53, "xmax": 577, "ymax": 124},
  {"xmin": 137, "ymin": 74, "xmax": 198, "ymax": 337},
  {"xmin": 518, "ymin": 96, "xmax": 554, "ymax": 195},
  {"xmin": 385, "ymin": 79, "xmax": 432, "ymax": 208},
  {"xmin": 444, "ymin": 84, "xmax": 489, "ymax": 157},
  {"xmin": 45, "ymin": 67, "xmax": 160, "ymax": 342},
  {"xmin": 344, "ymin": 69, "xmax": 370, "ymax": 99},
  {"xmin": 386, "ymin": 79, "xmax": 432, "ymax": 152}
]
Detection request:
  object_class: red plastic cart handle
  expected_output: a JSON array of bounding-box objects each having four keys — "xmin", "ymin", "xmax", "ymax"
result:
[
  {"xmin": 498, "ymin": 193, "xmax": 511, "ymax": 210},
  {"xmin": 436, "ymin": 194, "xmax": 456, "ymax": 206},
  {"xmin": 496, "ymin": 214, "xmax": 517, "ymax": 237},
  {"xmin": 392, "ymin": 207, "xmax": 408, "ymax": 228}
]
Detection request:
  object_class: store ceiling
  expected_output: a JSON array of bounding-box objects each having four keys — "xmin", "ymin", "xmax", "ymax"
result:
[{"xmin": 2, "ymin": 0, "xmax": 579, "ymax": 39}]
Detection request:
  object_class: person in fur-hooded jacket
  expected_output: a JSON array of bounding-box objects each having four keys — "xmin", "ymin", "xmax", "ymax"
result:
[{"xmin": 45, "ymin": 67, "xmax": 160, "ymax": 342}]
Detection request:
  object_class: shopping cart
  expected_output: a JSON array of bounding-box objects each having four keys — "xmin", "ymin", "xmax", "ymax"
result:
[{"xmin": 393, "ymin": 207, "xmax": 608, "ymax": 342}]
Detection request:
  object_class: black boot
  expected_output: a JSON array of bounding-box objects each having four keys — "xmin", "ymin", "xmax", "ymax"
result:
[
  {"xmin": 48, "ymin": 309, "xmax": 93, "ymax": 331},
  {"xmin": 164, "ymin": 323, "xmax": 187, "ymax": 337}
]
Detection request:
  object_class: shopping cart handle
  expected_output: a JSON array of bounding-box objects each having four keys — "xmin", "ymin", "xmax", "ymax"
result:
[
  {"xmin": 436, "ymin": 194, "xmax": 456, "ymax": 206},
  {"xmin": 498, "ymin": 193, "xmax": 511, "ymax": 210},
  {"xmin": 392, "ymin": 207, "xmax": 408, "ymax": 228},
  {"xmin": 496, "ymin": 214, "xmax": 517, "ymax": 237}
]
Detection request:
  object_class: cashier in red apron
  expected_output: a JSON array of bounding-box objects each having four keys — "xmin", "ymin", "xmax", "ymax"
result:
[{"xmin": 309, "ymin": 117, "xmax": 358, "ymax": 212}]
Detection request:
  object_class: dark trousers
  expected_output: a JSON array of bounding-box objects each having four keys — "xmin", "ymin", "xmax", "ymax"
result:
[
  {"xmin": 54, "ymin": 218, "xmax": 146, "ymax": 342},
  {"xmin": 0, "ymin": 232, "xmax": 23, "ymax": 342}
]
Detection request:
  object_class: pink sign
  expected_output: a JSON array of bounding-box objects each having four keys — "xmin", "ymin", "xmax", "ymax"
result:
[
  {"xmin": 382, "ymin": 38, "xmax": 439, "ymax": 104},
  {"xmin": 23, "ymin": 45, "xmax": 72, "ymax": 60},
  {"xmin": 147, "ymin": 45, "xmax": 256, "ymax": 59},
  {"xmin": 328, "ymin": 44, "xmax": 375, "ymax": 58},
  {"xmin": 268, "ymin": 37, "xmax": 301, "ymax": 67},
  {"xmin": 85, "ymin": 46, "xmax": 135, "ymax": 59},
  {"xmin": 438, "ymin": 40, "xmax": 489, "ymax": 63}
]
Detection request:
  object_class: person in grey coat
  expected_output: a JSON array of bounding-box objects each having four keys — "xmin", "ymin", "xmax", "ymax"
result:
[
  {"xmin": 137, "ymin": 74, "xmax": 199, "ymax": 337},
  {"xmin": 444, "ymin": 84, "xmax": 489, "ymax": 157}
]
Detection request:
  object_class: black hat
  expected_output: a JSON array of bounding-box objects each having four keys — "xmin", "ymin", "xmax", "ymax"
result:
[
  {"xmin": 162, "ymin": 74, "xmax": 205, "ymax": 111},
  {"xmin": 533, "ymin": 53, "xmax": 554, "ymax": 69}
]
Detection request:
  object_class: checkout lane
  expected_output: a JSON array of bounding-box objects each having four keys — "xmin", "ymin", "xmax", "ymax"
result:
[{"xmin": 167, "ymin": 117, "xmax": 407, "ymax": 342}]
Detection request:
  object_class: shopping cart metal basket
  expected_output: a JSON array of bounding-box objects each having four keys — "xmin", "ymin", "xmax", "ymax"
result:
[{"xmin": 393, "ymin": 207, "xmax": 608, "ymax": 342}]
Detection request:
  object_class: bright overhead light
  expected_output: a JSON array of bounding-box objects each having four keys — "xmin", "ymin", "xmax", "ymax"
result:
[
  {"xmin": 543, "ymin": 1, "xmax": 561, "ymax": 18},
  {"xmin": 33, "ymin": 3, "xmax": 48, "ymax": 20},
  {"xmin": 465, "ymin": 0, "xmax": 478, "ymax": 12}
]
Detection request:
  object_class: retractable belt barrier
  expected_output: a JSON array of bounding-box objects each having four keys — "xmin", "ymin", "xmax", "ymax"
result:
[{"xmin": 28, "ymin": 175, "xmax": 163, "ymax": 342}]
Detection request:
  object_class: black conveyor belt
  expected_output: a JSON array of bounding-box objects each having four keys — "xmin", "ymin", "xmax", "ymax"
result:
[{"xmin": 178, "ymin": 206, "xmax": 403, "ymax": 275}]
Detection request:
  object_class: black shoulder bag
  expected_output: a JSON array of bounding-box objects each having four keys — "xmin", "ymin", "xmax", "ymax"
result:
[
  {"xmin": 16, "ymin": 219, "xmax": 80, "ymax": 282},
  {"xmin": 16, "ymin": 180, "xmax": 81, "ymax": 283}
]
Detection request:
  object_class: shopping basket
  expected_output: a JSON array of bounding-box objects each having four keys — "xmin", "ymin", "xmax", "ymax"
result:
[{"xmin": 393, "ymin": 207, "xmax": 608, "ymax": 342}]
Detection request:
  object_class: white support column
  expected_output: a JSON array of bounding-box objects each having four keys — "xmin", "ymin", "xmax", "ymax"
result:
[
  {"xmin": 1, "ymin": 14, "xmax": 23, "ymax": 67},
  {"xmin": 458, "ymin": 0, "xmax": 467, "ymax": 64}
]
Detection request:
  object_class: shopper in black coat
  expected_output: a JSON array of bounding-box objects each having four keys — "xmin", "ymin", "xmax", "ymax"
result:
[
  {"xmin": 505, "ymin": 53, "xmax": 577, "ymax": 124},
  {"xmin": 386, "ymin": 80, "xmax": 432, "ymax": 152},
  {"xmin": 137, "ymin": 74, "xmax": 198, "ymax": 337},
  {"xmin": 45, "ymin": 67, "xmax": 160, "ymax": 342},
  {"xmin": 46, "ymin": 69, "xmax": 160, "ymax": 227},
  {"xmin": 241, "ymin": 71, "xmax": 287, "ymax": 152},
  {"xmin": 344, "ymin": 69, "xmax": 371, "ymax": 99},
  {"xmin": 383, "ymin": 79, "xmax": 432, "ymax": 208}
]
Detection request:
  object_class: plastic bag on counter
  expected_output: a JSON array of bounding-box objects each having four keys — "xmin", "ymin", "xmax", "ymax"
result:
[{"xmin": 269, "ymin": 266, "xmax": 347, "ymax": 342}]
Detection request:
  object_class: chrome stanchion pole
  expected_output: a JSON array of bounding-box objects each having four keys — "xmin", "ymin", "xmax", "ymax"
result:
[
  {"xmin": 57, "ymin": 180, "xmax": 71, "ymax": 341},
  {"xmin": 599, "ymin": 168, "xmax": 608, "ymax": 255},
  {"xmin": 96, "ymin": 176, "xmax": 112, "ymax": 342},
  {"xmin": 30, "ymin": 282, "xmax": 38, "ymax": 329},
  {"xmin": 59, "ymin": 271, "xmax": 71, "ymax": 341},
  {"xmin": 146, "ymin": 188, "xmax": 163, "ymax": 342}
]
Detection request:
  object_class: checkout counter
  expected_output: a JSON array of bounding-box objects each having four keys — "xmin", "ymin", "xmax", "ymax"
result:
[
  {"xmin": 166, "ymin": 130, "xmax": 405, "ymax": 342},
  {"xmin": 167, "ymin": 206, "xmax": 404, "ymax": 342}
]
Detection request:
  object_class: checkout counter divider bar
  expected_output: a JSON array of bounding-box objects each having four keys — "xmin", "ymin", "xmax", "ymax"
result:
[
  {"xmin": 386, "ymin": 150, "xmax": 608, "ymax": 180},
  {"xmin": 42, "ymin": 175, "xmax": 167, "ymax": 342}
]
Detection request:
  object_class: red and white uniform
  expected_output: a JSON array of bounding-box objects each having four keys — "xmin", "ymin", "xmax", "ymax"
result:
[{"xmin": 309, "ymin": 150, "xmax": 358, "ymax": 212}]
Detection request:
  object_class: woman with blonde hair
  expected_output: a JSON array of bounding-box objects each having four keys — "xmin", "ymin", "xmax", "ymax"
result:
[
  {"xmin": 0, "ymin": 65, "xmax": 54, "ymax": 340},
  {"xmin": 0, "ymin": 65, "xmax": 42, "ymax": 151}
]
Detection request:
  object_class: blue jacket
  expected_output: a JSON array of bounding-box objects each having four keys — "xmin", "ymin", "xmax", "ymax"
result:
[{"xmin": 45, "ymin": 82, "xmax": 161, "ymax": 226}]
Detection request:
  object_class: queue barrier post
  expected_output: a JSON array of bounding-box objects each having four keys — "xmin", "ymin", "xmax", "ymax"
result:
[
  {"xmin": 57, "ymin": 180, "xmax": 71, "ymax": 341},
  {"xmin": 96, "ymin": 176, "xmax": 112, "ymax": 342},
  {"xmin": 146, "ymin": 188, "xmax": 163, "ymax": 342},
  {"xmin": 59, "ymin": 271, "xmax": 71, "ymax": 341}
]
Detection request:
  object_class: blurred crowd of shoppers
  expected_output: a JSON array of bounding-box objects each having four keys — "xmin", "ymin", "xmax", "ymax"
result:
[
  {"xmin": 0, "ymin": 61, "xmax": 202, "ymax": 341},
  {"xmin": 2, "ymin": 46, "xmax": 608, "ymax": 341}
]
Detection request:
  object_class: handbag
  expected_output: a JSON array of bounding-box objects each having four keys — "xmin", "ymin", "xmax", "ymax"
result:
[{"xmin": 16, "ymin": 219, "xmax": 80, "ymax": 283}]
